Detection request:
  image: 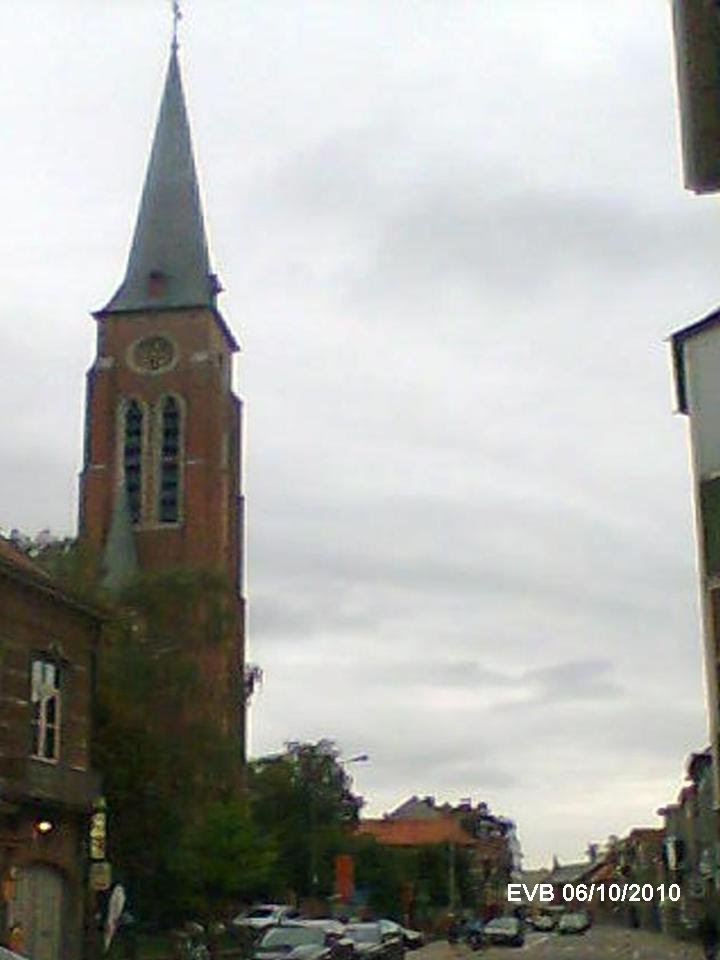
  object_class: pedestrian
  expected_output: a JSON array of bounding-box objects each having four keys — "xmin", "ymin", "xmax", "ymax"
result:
[{"xmin": 698, "ymin": 910, "xmax": 719, "ymax": 960}]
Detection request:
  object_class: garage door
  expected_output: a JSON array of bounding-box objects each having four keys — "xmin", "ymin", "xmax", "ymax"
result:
[{"xmin": 13, "ymin": 864, "xmax": 64, "ymax": 960}]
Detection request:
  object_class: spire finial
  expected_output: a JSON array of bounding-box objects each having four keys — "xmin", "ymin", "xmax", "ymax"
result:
[{"xmin": 171, "ymin": 0, "xmax": 182, "ymax": 50}]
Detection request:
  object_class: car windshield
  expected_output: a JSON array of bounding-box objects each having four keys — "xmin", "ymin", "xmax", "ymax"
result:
[
  {"xmin": 261, "ymin": 928, "xmax": 321, "ymax": 948},
  {"xmin": 249, "ymin": 909, "xmax": 277, "ymax": 919},
  {"xmin": 346, "ymin": 926, "xmax": 381, "ymax": 944},
  {"xmin": 487, "ymin": 919, "xmax": 517, "ymax": 931}
]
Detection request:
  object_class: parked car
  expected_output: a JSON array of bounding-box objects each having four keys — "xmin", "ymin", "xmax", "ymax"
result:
[
  {"xmin": 557, "ymin": 912, "xmax": 591, "ymax": 935},
  {"xmin": 295, "ymin": 920, "xmax": 355, "ymax": 960},
  {"xmin": 232, "ymin": 904, "xmax": 301, "ymax": 935},
  {"xmin": 530, "ymin": 914, "xmax": 556, "ymax": 932},
  {"xmin": 345, "ymin": 922, "xmax": 404, "ymax": 960},
  {"xmin": 483, "ymin": 917, "xmax": 524, "ymax": 948},
  {"xmin": 399, "ymin": 927, "xmax": 423, "ymax": 950},
  {"xmin": 377, "ymin": 920, "xmax": 423, "ymax": 950},
  {"xmin": 253, "ymin": 924, "xmax": 337, "ymax": 960}
]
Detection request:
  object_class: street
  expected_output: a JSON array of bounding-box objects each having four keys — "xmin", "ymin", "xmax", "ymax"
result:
[{"xmin": 415, "ymin": 926, "xmax": 705, "ymax": 960}]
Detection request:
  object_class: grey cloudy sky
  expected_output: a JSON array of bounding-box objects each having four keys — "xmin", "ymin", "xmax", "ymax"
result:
[{"xmin": 0, "ymin": 0, "xmax": 716, "ymax": 866}]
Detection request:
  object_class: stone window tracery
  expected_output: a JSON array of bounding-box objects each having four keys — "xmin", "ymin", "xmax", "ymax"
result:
[
  {"xmin": 124, "ymin": 400, "xmax": 144, "ymax": 524},
  {"xmin": 159, "ymin": 396, "xmax": 182, "ymax": 523}
]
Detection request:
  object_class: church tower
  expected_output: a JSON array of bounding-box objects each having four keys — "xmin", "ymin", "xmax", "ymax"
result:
[{"xmin": 78, "ymin": 39, "xmax": 246, "ymax": 758}]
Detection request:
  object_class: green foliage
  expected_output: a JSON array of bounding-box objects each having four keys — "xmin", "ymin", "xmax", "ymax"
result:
[
  {"xmin": 117, "ymin": 567, "xmax": 235, "ymax": 649},
  {"xmin": 93, "ymin": 567, "xmax": 245, "ymax": 923},
  {"xmin": 350, "ymin": 836, "xmax": 475, "ymax": 924},
  {"xmin": 249, "ymin": 740, "xmax": 363, "ymax": 899},
  {"xmin": 349, "ymin": 836, "xmax": 410, "ymax": 919},
  {"xmin": 168, "ymin": 800, "xmax": 278, "ymax": 915}
]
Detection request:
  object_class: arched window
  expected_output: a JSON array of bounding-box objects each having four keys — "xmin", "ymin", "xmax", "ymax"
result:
[
  {"xmin": 159, "ymin": 396, "xmax": 182, "ymax": 523},
  {"xmin": 123, "ymin": 400, "xmax": 143, "ymax": 524}
]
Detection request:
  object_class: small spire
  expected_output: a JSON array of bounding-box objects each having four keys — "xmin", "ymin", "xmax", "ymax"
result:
[
  {"xmin": 172, "ymin": 1, "xmax": 182, "ymax": 51},
  {"xmin": 101, "ymin": 484, "xmax": 139, "ymax": 593}
]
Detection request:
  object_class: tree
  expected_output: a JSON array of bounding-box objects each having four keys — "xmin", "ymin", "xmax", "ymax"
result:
[
  {"xmin": 94, "ymin": 567, "xmax": 245, "ymax": 923},
  {"xmin": 168, "ymin": 799, "xmax": 278, "ymax": 916},
  {"xmin": 249, "ymin": 740, "xmax": 363, "ymax": 899}
]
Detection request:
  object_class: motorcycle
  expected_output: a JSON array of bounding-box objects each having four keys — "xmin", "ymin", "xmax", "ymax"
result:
[{"xmin": 462, "ymin": 920, "xmax": 484, "ymax": 951}]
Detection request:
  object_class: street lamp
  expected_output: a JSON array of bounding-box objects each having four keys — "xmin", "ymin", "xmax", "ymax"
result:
[{"xmin": 309, "ymin": 752, "xmax": 369, "ymax": 895}]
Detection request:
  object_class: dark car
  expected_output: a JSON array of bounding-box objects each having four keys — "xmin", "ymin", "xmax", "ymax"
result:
[
  {"xmin": 461, "ymin": 918, "xmax": 484, "ymax": 949},
  {"xmin": 345, "ymin": 922, "xmax": 404, "ymax": 960},
  {"xmin": 557, "ymin": 912, "xmax": 591, "ymax": 935},
  {"xmin": 253, "ymin": 924, "xmax": 335, "ymax": 960},
  {"xmin": 483, "ymin": 917, "xmax": 524, "ymax": 948}
]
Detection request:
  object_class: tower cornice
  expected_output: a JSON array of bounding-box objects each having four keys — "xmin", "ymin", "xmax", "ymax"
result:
[{"xmin": 93, "ymin": 304, "xmax": 240, "ymax": 353}]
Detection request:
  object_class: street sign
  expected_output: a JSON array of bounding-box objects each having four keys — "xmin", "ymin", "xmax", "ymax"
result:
[
  {"xmin": 90, "ymin": 809, "xmax": 107, "ymax": 861},
  {"xmin": 90, "ymin": 861, "xmax": 112, "ymax": 892}
]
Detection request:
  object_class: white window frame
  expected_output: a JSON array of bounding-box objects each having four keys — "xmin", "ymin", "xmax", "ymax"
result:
[{"xmin": 30, "ymin": 658, "xmax": 61, "ymax": 763}]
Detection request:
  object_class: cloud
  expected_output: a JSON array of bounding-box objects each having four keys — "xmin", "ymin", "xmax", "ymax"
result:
[{"xmin": 0, "ymin": 0, "xmax": 712, "ymax": 868}]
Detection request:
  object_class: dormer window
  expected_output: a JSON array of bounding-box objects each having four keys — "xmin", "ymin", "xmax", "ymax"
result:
[{"xmin": 147, "ymin": 270, "xmax": 167, "ymax": 299}]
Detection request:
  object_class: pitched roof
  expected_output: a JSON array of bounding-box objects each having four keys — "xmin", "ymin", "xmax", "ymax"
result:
[
  {"xmin": 357, "ymin": 817, "xmax": 475, "ymax": 847},
  {"xmin": 546, "ymin": 861, "xmax": 592, "ymax": 885},
  {"xmin": 385, "ymin": 796, "xmax": 443, "ymax": 820},
  {"xmin": 586, "ymin": 861, "xmax": 616, "ymax": 883},
  {"xmin": 101, "ymin": 44, "xmax": 218, "ymax": 314},
  {"xmin": 628, "ymin": 827, "xmax": 665, "ymax": 846},
  {"xmin": 0, "ymin": 538, "xmax": 51, "ymax": 580},
  {"xmin": 0, "ymin": 537, "xmax": 103, "ymax": 620}
]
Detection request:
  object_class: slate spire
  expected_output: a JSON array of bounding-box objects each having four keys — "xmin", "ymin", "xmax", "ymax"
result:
[{"xmin": 102, "ymin": 44, "xmax": 220, "ymax": 313}]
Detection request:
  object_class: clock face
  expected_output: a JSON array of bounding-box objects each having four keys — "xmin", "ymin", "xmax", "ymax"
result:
[{"xmin": 131, "ymin": 335, "xmax": 176, "ymax": 372}]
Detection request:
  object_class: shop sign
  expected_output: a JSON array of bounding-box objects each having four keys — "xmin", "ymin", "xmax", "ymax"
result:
[{"xmin": 90, "ymin": 861, "xmax": 112, "ymax": 892}]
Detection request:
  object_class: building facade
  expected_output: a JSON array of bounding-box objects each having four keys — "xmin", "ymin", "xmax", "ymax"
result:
[
  {"xmin": 77, "ymin": 42, "xmax": 246, "ymax": 757},
  {"xmin": 659, "ymin": 748, "xmax": 718, "ymax": 934},
  {"xmin": 360, "ymin": 796, "xmax": 517, "ymax": 921},
  {"xmin": 671, "ymin": 309, "xmax": 720, "ymax": 810},
  {"xmin": 0, "ymin": 538, "xmax": 102, "ymax": 960}
]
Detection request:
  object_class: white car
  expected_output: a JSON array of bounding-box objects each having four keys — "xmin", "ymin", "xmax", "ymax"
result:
[{"xmin": 232, "ymin": 904, "xmax": 301, "ymax": 933}]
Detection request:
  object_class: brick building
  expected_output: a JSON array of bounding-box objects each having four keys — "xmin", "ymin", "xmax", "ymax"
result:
[
  {"xmin": 358, "ymin": 796, "xmax": 517, "ymax": 920},
  {"xmin": 77, "ymin": 40, "xmax": 246, "ymax": 756},
  {"xmin": 0, "ymin": 538, "xmax": 102, "ymax": 960}
]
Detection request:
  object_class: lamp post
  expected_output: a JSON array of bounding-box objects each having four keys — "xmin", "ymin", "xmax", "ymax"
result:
[{"xmin": 308, "ymin": 752, "xmax": 368, "ymax": 896}]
